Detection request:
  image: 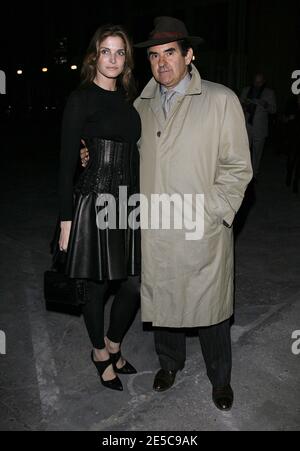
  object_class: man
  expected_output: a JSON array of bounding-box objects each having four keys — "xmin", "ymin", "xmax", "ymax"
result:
[
  {"xmin": 240, "ymin": 73, "xmax": 276, "ymax": 178},
  {"xmin": 82, "ymin": 17, "xmax": 252, "ymax": 411}
]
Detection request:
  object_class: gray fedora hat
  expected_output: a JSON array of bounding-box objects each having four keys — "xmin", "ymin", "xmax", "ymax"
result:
[{"xmin": 135, "ymin": 16, "xmax": 204, "ymax": 48}]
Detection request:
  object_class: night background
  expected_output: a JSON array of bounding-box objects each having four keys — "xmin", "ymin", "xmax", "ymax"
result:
[
  {"xmin": 0, "ymin": 0, "xmax": 300, "ymax": 432},
  {"xmin": 1, "ymin": 0, "xmax": 299, "ymax": 114}
]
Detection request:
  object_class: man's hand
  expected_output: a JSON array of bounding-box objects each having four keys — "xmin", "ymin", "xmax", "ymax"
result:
[
  {"xmin": 80, "ymin": 139, "xmax": 89, "ymax": 168},
  {"xmin": 59, "ymin": 221, "xmax": 72, "ymax": 252}
]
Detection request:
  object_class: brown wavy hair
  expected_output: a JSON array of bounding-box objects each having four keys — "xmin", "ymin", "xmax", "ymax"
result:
[{"xmin": 81, "ymin": 25, "xmax": 136, "ymax": 100}]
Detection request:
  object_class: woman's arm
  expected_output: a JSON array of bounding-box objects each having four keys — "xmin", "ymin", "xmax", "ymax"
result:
[
  {"xmin": 59, "ymin": 90, "xmax": 86, "ymax": 250},
  {"xmin": 59, "ymin": 220, "xmax": 72, "ymax": 252}
]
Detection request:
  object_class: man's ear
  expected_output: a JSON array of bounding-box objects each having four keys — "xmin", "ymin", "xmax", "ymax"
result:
[{"xmin": 185, "ymin": 48, "xmax": 194, "ymax": 66}]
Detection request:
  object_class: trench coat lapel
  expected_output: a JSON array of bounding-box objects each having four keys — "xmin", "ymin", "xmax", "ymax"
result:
[
  {"xmin": 166, "ymin": 93, "xmax": 189, "ymax": 125},
  {"xmin": 140, "ymin": 79, "xmax": 165, "ymax": 129},
  {"xmin": 165, "ymin": 68, "xmax": 202, "ymax": 124},
  {"xmin": 150, "ymin": 93, "xmax": 166, "ymax": 129},
  {"xmin": 139, "ymin": 65, "xmax": 203, "ymax": 129}
]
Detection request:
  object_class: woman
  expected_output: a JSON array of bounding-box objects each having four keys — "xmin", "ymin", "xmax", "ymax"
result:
[{"xmin": 59, "ymin": 25, "xmax": 141, "ymax": 391}]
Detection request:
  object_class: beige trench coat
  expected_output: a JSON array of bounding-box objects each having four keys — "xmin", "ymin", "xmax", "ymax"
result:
[{"xmin": 134, "ymin": 65, "xmax": 252, "ymax": 328}]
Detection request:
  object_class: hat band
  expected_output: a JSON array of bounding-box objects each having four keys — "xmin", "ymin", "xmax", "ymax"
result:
[{"xmin": 151, "ymin": 31, "xmax": 186, "ymax": 40}]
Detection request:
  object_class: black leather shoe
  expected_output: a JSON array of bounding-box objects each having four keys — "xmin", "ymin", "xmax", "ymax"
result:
[
  {"xmin": 110, "ymin": 350, "xmax": 137, "ymax": 375},
  {"xmin": 212, "ymin": 385, "xmax": 234, "ymax": 411},
  {"xmin": 153, "ymin": 369, "xmax": 177, "ymax": 392},
  {"xmin": 91, "ymin": 351, "xmax": 123, "ymax": 391}
]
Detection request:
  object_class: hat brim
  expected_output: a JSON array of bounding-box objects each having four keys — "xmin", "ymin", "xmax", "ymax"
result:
[{"xmin": 134, "ymin": 35, "xmax": 204, "ymax": 48}]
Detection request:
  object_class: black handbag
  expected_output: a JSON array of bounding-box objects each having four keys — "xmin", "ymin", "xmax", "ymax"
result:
[{"xmin": 44, "ymin": 249, "xmax": 88, "ymax": 310}]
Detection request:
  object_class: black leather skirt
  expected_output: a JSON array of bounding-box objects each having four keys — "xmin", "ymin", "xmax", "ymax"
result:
[{"xmin": 64, "ymin": 138, "xmax": 141, "ymax": 281}]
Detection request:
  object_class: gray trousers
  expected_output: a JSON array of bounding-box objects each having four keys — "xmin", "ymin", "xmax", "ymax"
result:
[
  {"xmin": 247, "ymin": 124, "xmax": 266, "ymax": 177},
  {"xmin": 154, "ymin": 319, "xmax": 232, "ymax": 388}
]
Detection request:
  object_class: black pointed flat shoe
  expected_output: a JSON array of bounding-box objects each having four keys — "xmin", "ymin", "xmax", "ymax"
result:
[
  {"xmin": 109, "ymin": 350, "xmax": 137, "ymax": 375},
  {"xmin": 212, "ymin": 385, "xmax": 234, "ymax": 411},
  {"xmin": 91, "ymin": 351, "xmax": 123, "ymax": 391}
]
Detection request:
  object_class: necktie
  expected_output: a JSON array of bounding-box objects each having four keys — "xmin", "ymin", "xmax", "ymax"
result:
[{"xmin": 162, "ymin": 89, "xmax": 176, "ymax": 118}]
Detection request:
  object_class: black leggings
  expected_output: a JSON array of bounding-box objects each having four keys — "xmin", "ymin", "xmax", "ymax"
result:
[{"xmin": 82, "ymin": 276, "xmax": 140, "ymax": 350}]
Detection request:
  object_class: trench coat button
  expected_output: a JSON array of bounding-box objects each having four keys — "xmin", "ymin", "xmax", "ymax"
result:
[{"xmin": 157, "ymin": 131, "xmax": 161, "ymax": 137}]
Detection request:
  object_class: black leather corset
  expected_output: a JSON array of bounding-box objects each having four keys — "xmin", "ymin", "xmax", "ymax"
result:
[{"xmin": 74, "ymin": 138, "xmax": 131, "ymax": 197}]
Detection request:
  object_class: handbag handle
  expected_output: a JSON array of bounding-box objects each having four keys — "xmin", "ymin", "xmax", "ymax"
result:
[{"xmin": 51, "ymin": 248, "xmax": 68, "ymax": 272}]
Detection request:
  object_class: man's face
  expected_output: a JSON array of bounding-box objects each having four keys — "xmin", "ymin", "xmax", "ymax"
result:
[
  {"xmin": 148, "ymin": 41, "xmax": 193, "ymax": 89},
  {"xmin": 254, "ymin": 74, "xmax": 265, "ymax": 88}
]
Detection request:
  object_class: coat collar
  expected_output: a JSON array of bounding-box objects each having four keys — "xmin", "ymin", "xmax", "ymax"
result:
[{"xmin": 140, "ymin": 64, "xmax": 202, "ymax": 99}]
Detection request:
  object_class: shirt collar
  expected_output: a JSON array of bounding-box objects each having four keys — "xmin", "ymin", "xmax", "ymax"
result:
[
  {"xmin": 140, "ymin": 64, "xmax": 202, "ymax": 100},
  {"xmin": 160, "ymin": 72, "xmax": 192, "ymax": 97}
]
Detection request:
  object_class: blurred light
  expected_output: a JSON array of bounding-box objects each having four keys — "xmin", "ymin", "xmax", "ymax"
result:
[
  {"xmin": 54, "ymin": 56, "xmax": 67, "ymax": 65},
  {"xmin": 192, "ymin": 56, "xmax": 196, "ymax": 61},
  {"xmin": 71, "ymin": 65, "xmax": 78, "ymax": 71},
  {"xmin": 42, "ymin": 67, "xmax": 48, "ymax": 73},
  {"xmin": 17, "ymin": 70, "xmax": 23, "ymax": 75}
]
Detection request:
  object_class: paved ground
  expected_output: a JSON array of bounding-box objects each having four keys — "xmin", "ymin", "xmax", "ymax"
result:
[{"xmin": 0, "ymin": 118, "xmax": 299, "ymax": 431}]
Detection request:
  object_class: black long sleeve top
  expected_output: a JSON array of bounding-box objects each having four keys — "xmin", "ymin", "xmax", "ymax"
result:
[{"xmin": 59, "ymin": 82, "xmax": 141, "ymax": 221}]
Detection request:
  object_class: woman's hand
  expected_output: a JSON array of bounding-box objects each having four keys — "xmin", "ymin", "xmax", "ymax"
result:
[
  {"xmin": 80, "ymin": 139, "xmax": 90, "ymax": 167},
  {"xmin": 59, "ymin": 221, "xmax": 72, "ymax": 252}
]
